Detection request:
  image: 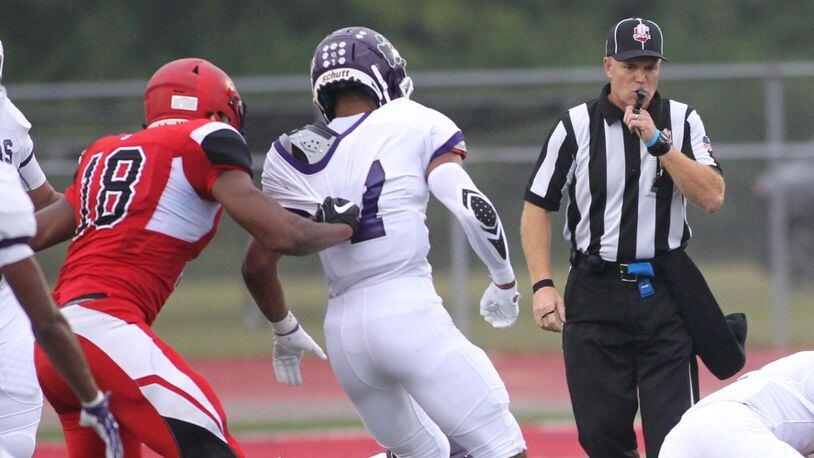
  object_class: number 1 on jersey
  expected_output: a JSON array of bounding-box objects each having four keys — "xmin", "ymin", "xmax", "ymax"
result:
[{"xmin": 352, "ymin": 160, "xmax": 386, "ymax": 243}]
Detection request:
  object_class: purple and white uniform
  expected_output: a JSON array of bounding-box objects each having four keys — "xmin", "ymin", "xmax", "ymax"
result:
[
  {"xmin": 262, "ymin": 97, "xmax": 525, "ymax": 458},
  {"xmin": 0, "ymin": 158, "xmax": 42, "ymax": 458}
]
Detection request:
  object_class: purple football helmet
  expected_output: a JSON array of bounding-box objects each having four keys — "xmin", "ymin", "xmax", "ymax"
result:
[{"xmin": 311, "ymin": 27, "xmax": 414, "ymax": 121}]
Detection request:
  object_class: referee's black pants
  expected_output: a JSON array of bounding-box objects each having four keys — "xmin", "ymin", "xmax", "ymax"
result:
[{"xmin": 562, "ymin": 263, "xmax": 699, "ymax": 458}]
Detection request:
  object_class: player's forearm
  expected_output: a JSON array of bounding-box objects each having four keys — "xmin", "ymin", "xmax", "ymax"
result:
[
  {"xmin": 242, "ymin": 238, "xmax": 290, "ymax": 322},
  {"xmin": 428, "ymin": 162, "xmax": 514, "ymax": 284},
  {"xmin": 282, "ymin": 214, "xmax": 352, "ymax": 256},
  {"xmin": 520, "ymin": 203, "xmax": 555, "ymax": 283},
  {"xmin": 3, "ymin": 259, "xmax": 99, "ymax": 403},
  {"xmin": 660, "ymin": 151, "xmax": 725, "ymax": 212},
  {"xmin": 215, "ymin": 171, "xmax": 352, "ymax": 255}
]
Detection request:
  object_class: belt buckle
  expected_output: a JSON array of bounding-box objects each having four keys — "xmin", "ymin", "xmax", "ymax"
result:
[{"xmin": 619, "ymin": 263, "xmax": 639, "ymax": 282}]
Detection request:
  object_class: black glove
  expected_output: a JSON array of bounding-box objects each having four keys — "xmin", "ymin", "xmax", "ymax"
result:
[{"xmin": 315, "ymin": 197, "xmax": 360, "ymax": 236}]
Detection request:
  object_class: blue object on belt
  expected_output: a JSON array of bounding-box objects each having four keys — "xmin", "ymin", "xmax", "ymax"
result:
[
  {"xmin": 627, "ymin": 262, "xmax": 655, "ymax": 277},
  {"xmin": 627, "ymin": 262, "xmax": 656, "ymax": 298}
]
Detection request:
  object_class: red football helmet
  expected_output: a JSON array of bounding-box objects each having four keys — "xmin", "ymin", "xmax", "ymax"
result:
[{"xmin": 144, "ymin": 58, "xmax": 246, "ymax": 132}]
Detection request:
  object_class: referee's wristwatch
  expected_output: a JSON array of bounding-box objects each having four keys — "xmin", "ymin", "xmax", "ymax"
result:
[{"xmin": 647, "ymin": 130, "xmax": 672, "ymax": 157}]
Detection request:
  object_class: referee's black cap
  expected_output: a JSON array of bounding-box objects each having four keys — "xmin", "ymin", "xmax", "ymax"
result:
[{"xmin": 605, "ymin": 18, "xmax": 668, "ymax": 62}]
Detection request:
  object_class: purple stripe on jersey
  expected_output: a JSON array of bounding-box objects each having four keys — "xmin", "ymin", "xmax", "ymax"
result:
[
  {"xmin": 19, "ymin": 151, "xmax": 35, "ymax": 168},
  {"xmin": 274, "ymin": 111, "xmax": 373, "ymax": 175},
  {"xmin": 429, "ymin": 131, "xmax": 465, "ymax": 163},
  {"xmin": 0, "ymin": 236, "xmax": 30, "ymax": 249}
]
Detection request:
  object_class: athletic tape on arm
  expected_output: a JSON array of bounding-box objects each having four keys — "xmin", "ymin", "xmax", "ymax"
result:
[{"xmin": 428, "ymin": 162, "xmax": 514, "ymax": 284}]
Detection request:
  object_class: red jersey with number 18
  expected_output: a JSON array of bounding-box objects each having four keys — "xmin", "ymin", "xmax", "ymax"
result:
[{"xmin": 52, "ymin": 119, "xmax": 251, "ymax": 324}]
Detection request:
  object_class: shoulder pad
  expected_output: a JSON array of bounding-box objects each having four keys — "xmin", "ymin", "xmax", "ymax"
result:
[
  {"xmin": 0, "ymin": 95, "xmax": 32, "ymax": 134},
  {"xmin": 278, "ymin": 122, "xmax": 338, "ymax": 165}
]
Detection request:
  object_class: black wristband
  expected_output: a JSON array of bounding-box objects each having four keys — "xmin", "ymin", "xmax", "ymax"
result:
[
  {"xmin": 532, "ymin": 279, "xmax": 554, "ymax": 293},
  {"xmin": 647, "ymin": 131, "xmax": 672, "ymax": 157}
]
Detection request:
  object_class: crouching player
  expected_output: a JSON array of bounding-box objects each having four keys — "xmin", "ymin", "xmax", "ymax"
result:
[{"xmin": 661, "ymin": 351, "xmax": 814, "ymax": 457}]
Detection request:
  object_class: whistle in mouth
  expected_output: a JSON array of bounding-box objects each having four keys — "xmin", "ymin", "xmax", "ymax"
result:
[{"xmin": 633, "ymin": 90, "xmax": 646, "ymax": 113}]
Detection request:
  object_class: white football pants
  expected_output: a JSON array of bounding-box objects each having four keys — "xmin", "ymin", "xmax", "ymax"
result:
[
  {"xmin": 0, "ymin": 286, "xmax": 42, "ymax": 458},
  {"xmin": 325, "ymin": 275, "xmax": 525, "ymax": 458},
  {"xmin": 660, "ymin": 400, "xmax": 803, "ymax": 457}
]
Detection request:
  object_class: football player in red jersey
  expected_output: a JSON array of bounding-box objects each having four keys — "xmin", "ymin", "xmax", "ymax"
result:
[{"xmin": 30, "ymin": 58, "xmax": 359, "ymax": 458}]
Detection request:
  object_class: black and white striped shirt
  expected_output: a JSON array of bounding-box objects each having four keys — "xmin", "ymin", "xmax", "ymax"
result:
[{"xmin": 525, "ymin": 84, "xmax": 721, "ymax": 262}]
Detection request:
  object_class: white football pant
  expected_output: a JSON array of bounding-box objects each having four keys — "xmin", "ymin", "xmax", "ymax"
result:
[
  {"xmin": 660, "ymin": 400, "xmax": 802, "ymax": 457},
  {"xmin": 0, "ymin": 286, "xmax": 42, "ymax": 458},
  {"xmin": 325, "ymin": 276, "xmax": 525, "ymax": 458}
]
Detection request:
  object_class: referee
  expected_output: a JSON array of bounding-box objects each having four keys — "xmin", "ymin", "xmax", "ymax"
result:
[{"xmin": 520, "ymin": 17, "xmax": 724, "ymax": 457}]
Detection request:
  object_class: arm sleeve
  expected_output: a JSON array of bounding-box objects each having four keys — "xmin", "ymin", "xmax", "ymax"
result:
[
  {"xmin": 17, "ymin": 135, "xmax": 46, "ymax": 192},
  {"xmin": 685, "ymin": 109, "xmax": 722, "ymax": 173},
  {"xmin": 524, "ymin": 117, "xmax": 577, "ymax": 210},
  {"xmin": 428, "ymin": 162, "xmax": 514, "ymax": 284}
]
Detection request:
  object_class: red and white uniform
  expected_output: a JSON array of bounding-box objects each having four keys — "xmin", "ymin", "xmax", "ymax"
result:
[{"xmin": 35, "ymin": 119, "xmax": 250, "ymax": 458}]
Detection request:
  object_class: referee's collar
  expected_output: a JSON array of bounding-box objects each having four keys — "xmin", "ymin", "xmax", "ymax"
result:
[{"xmin": 599, "ymin": 83, "xmax": 663, "ymax": 126}]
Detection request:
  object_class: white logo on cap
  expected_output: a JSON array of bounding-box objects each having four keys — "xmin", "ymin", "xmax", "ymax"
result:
[{"xmin": 633, "ymin": 23, "xmax": 651, "ymax": 44}]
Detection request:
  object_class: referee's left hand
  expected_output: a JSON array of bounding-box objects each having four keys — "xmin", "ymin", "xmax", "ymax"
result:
[
  {"xmin": 623, "ymin": 105, "xmax": 657, "ymax": 143},
  {"xmin": 532, "ymin": 287, "xmax": 565, "ymax": 332}
]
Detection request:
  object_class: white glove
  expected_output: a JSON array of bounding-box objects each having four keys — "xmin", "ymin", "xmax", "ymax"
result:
[
  {"xmin": 79, "ymin": 392, "xmax": 123, "ymax": 458},
  {"xmin": 272, "ymin": 312, "xmax": 328, "ymax": 386},
  {"xmin": 479, "ymin": 281, "xmax": 520, "ymax": 328}
]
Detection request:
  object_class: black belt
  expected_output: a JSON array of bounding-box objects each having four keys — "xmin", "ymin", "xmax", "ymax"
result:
[
  {"xmin": 61, "ymin": 293, "xmax": 107, "ymax": 307},
  {"xmin": 570, "ymin": 251, "xmax": 661, "ymax": 283}
]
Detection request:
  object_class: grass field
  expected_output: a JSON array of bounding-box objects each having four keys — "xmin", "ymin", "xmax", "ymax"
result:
[{"xmin": 151, "ymin": 261, "xmax": 814, "ymax": 358}]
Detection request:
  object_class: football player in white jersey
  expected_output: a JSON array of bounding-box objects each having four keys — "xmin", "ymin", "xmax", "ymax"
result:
[
  {"xmin": 660, "ymin": 351, "xmax": 814, "ymax": 457},
  {"xmin": 0, "ymin": 162, "xmax": 122, "ymax": 457},
  {"xmin": 242, "ymin": 27, "xmax": 527, "ymax": 458},
  {"xmin": 0, "ymin": 40, "xmax": 61, "ymax": 457}
]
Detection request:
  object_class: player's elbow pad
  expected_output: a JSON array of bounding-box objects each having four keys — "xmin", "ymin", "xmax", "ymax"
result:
[{"xmin": 428, "ymin": 162, "xmax": 514, "ymax": 284}]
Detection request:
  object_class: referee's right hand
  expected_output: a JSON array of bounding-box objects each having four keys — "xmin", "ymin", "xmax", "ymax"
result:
[{"xmin": 532, "ymin": 287, "xmax": 566, "ymax": 332}]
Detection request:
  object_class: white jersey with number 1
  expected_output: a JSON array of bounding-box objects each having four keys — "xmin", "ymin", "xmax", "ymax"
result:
[
  {"xmin": 262, "ymin": 97, "xmax": 465, "ymax": 297},
  {"xmin": 261, "ymin": 97, "xmax": 525, "ymax": 458}
]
